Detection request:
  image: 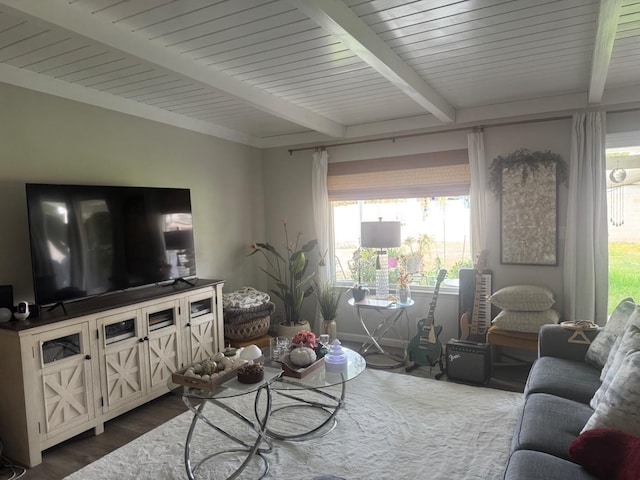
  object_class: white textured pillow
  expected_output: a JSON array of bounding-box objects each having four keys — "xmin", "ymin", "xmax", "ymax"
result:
[
  {"xmin": 590, "ymin": 307, "xmax": 640, "ymax": 409},
  {"xmin": 599, "ymin": 333, "xmax": 623, "ymax": 382},
  {"xmin": 583, "ymin": 349, "xmax": 640, "ymax": 436},
  {"xmin": 488, "ymin": 285, "xmax": 554, "ymax": 311},
  {"xmin": 491, "ymin": 309, "xmax": 560, "ymax": 333},
  {"xmin": 585, "ymin": 297, "xmax": 637, "ymax": 369}
]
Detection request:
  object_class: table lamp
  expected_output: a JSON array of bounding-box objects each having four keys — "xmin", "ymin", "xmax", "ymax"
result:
[{"xmin": 361, "ymin": 218, "xmax": 401, "ymax": 298}]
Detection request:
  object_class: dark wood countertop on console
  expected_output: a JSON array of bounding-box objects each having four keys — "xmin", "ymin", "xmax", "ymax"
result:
[{"xmin": 0, "ymin": 278, "xmax": 224, "ymax": 332}]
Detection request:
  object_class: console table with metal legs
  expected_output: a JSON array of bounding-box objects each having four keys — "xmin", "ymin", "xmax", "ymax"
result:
[{"xmin": 348, "ymin": 297, "xmax": 414, "ymax": 368}]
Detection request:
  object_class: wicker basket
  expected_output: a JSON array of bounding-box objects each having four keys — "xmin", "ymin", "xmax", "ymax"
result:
[{"xmin": 224, "ymin": 315, "xmax": 271, "ymax": 340}]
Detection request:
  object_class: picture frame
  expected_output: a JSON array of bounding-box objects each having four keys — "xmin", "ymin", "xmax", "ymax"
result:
[{"xmin": 500, "ymin": 162, "xmax": 558, "ymax": 265}]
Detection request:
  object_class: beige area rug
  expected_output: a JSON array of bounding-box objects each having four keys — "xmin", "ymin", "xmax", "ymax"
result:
[{"xmin": 63, "ymin": 369, "xmax": 523, "ymax": 480}]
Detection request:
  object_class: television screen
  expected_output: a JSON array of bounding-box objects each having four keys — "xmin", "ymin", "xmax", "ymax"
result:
[{"xmin": 25, "ymin": 184, "xmax": 196, "ymax": 306}]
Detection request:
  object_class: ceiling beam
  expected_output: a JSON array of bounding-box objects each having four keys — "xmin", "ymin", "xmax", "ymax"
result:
[
  {"xmin": 293, "ymin": 0, "xmax": 455, "ymax": 123},
  {"xmin": 0, "ymin": 0, "xmax": 347, "ymax": 139},
  {"xmin": 0, "ymin": 62, "xmax": 262, "ymax": 147},
  {"xmin": 589, "ymin": 0, "xmax": 624, "ymax": 104}
]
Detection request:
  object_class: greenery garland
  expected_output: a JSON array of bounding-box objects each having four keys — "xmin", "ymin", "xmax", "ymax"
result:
[{"xmin": 488, "ymin": 148, "xmax": 568, "ymax": 197}]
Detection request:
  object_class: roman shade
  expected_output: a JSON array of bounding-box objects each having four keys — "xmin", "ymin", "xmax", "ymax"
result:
[{"xmin": 327, "ymin": 149, "xmax": 470, "ymax": 200}]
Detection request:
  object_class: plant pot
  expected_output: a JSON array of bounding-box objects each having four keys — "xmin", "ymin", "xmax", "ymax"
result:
[
  {"xmin": 277, "ymin": 320, "xmax": 311, "ymax": 339},
  {"xmin": 322, "ymin": 319, "xmax": 338, "ymax": 341},
  {"xmin": 352, "ymin": 286, "xmax": 369, "ymax": 302}
]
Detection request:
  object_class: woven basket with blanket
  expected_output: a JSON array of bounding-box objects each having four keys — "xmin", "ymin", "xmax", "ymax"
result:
[{"xmin": 223, "ymin": 287, "xmax": 275, "ymax": 340}]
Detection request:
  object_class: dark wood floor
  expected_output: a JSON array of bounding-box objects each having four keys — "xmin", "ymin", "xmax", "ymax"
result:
[
  {"xmin": 14, "ymin": 394, "xmax": 187, "ymax": 480},
  {"xmin": 8, "ymin": 344, "xmax": 531, "ymax": 480}
]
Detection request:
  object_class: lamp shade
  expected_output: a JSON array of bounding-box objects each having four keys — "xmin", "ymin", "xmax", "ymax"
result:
[{"xmin": 361, "ymin": 221, "xmax": 401, "ymax": 248}]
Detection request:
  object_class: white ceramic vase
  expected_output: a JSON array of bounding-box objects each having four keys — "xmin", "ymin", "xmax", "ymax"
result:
[{"xmin": 322, "ymin": 319, "xmax": 338, "ymax": 341}]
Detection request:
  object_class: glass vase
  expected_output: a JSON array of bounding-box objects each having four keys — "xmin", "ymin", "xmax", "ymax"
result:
[{"xmin": 396, "ymin": 284, "xmax": 411, "ymax": 305}]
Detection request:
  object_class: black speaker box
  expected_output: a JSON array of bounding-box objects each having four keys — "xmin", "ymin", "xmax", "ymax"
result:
[
  {"xmin": 446, "ymin": 339, "xmax": 491, "ymax": 385},
  {"xmin": 0, "ymin": 285, "xmax": 13, "ymax": 310}
]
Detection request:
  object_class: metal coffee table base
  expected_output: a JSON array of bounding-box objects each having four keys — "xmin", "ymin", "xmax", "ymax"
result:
[
  {"xmin": 259, "ymin": 378, "xmax": 346, "ymax": 441},
  {"xmin": 182, "ymin": 384, "xmax": 274, "ymax": 480}
]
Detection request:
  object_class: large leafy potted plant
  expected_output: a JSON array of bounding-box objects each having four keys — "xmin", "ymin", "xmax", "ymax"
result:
[{"xmin": 250, "ymin": 219, "xmax": 317, "ymax": 336}]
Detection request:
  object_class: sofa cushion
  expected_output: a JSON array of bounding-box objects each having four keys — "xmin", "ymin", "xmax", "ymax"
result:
[
  {"xmin": 489, "ymin": 285, "xmax": 555, "ymax": 311},
  {"xmin": 583, "ymin": 350, "xmax": 640, "ymax": 436},
  {"xmin": 569, "ymin": 428, "xmax": 640, "ymax": 480},
  {"xmin": 584, "ymin": 297, "xmax": 636, "ymax": 368},
  {"xmin": 492, "ymin": 309, "xmax": 560, "ymax": 333},
  {"xmin": 511, "ymin": 393, "xmax": 593, "ymax": 460},
  {"xmin": 504, "ymin": 450, "xmax": 598, "ymax": 480},
  {"xmin": 524, "ymin": 357, "xmax": 601, "ymax": 404}
]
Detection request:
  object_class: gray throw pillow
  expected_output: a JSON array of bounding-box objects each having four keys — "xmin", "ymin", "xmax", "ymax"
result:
[
  {"xmin": 583, "ymin": 349, "xmax": 640, "ymax": 436},
  {"xmin": 584, "ymin": 297, "xmax": 636, "ymax": 368},
  {"xmin": 590, "ymin": 307, "xmax": 640, "ymax": 408},
  {"xmin": 599, "ymin": 333, "xmax": 623, "ymax": 382}
]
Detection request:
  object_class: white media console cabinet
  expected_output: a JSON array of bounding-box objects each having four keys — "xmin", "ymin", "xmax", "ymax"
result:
[{"xmin": 0, "ymin": 278, "xmax": 224, "ymax": 467}]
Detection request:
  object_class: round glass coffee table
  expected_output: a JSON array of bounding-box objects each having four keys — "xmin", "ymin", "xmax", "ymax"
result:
[
  {"xmin": 262, "ymin": 347, "xmax": 366, "ymax": 441},
  {"xmin": 170, "ymin": 366, "xmax": 283, "ymax": 480}
]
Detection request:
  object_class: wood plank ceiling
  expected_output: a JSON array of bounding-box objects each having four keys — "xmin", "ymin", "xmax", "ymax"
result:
[{"xmin": 0, "ymin": 0, "xmax": 638, "ymax": 148}]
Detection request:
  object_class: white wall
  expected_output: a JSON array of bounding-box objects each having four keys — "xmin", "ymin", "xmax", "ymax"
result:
[
  {"xmin": 262, "ymin": 112, "xmax": 640, "ymax": 347},
  {"xmin": 2, "ymin": 79, "xmax": 637, "ymax": 345},
  {"xmin": 0, "ymin": 82, "xmax": 266, "ymax": 302}
]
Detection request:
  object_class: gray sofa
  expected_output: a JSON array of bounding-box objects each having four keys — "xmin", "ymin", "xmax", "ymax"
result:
[{"xmin": 503, "ymin": 323, "xmax": 603, "ymax": 480}]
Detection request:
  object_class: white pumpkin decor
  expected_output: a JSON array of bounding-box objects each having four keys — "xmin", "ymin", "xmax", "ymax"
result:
[{"xmin": 289, "ymin": 346, "xmax": 317, "ymax": 367}]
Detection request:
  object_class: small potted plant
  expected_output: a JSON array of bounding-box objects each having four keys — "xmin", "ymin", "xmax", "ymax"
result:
[
  {"xmin": 396, "ymin": 268, "xmax": 411, "ymax": 305},
  {"xmin": 250, "ymin": 218, "xmax": 317, "ymax": 337},
  {"xmin": 315, "ymin": 280, "xmax": 344, "ymax": 341}
]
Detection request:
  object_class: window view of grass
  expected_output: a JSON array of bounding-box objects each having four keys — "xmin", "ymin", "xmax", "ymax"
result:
[
  {"xmin": 606, "ymin": 147, "xmax": 640, "ymax": 316},
  {"xmin": 609, "ymin": 242, "xmax": 640, "ymax": 315}
]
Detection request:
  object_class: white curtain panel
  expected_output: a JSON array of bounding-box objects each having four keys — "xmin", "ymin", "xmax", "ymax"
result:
[
  {"xmin": 468, "ymin": 129, "xmax": 488, "ymax": 257},
  {"xmin": 563, "ymin": 112, "xmax": 608, "ymax": 325},
  {"xmin": 312, "ymin": 149, "xmax": 330, "ymax": 331}
]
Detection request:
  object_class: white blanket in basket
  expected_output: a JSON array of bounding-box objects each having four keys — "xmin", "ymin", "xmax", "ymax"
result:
[{"xmin": 222, "ymin": 286, "xmax": 270, "ymax": 309}]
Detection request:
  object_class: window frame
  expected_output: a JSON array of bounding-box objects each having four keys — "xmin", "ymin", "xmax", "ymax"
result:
[{"xmin": 329, "ymin": 197, "xmax": 470, "ymax": 295}]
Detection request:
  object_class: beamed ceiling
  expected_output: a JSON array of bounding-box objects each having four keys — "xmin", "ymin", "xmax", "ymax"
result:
[{"xmin": 0, "ymin": 0, "xmax": 639, "ymax": 148}]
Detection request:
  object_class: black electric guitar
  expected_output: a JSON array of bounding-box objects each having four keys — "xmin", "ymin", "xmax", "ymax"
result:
[
  {"xmin": 406, "ymin": 269, "xmax": 447, "ymax": 371},
  {"xmin": 459, "ymin": 250, "xmax": 489, "ymax": 343}
]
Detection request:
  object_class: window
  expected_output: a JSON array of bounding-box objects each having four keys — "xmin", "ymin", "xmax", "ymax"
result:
[
  {"xmin": 606, "ymin": 145, "xmax": 640, "ymax": 314},
  {"xmin": 332, "ymin": 197, "xmax": 472, "ymax": 288},
  {"xmin": 327, "ymin": 149, "xmax": 472, "ymax": 290}
]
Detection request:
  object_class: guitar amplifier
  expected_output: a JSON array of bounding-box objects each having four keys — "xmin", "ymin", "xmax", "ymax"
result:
[{"xmin": 445, "ymin": 339, "xmax": 491, "ymax": 385}]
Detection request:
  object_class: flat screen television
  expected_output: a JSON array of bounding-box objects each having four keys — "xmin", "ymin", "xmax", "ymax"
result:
[{"xmin": 25, "ymin": 183, "xmax": 196, "ymax": 307}]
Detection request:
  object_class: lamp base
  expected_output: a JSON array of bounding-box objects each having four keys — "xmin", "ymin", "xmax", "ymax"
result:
[{"xmin": 375, "ymin": 252, "xmax": 389, "ymax": 298}]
